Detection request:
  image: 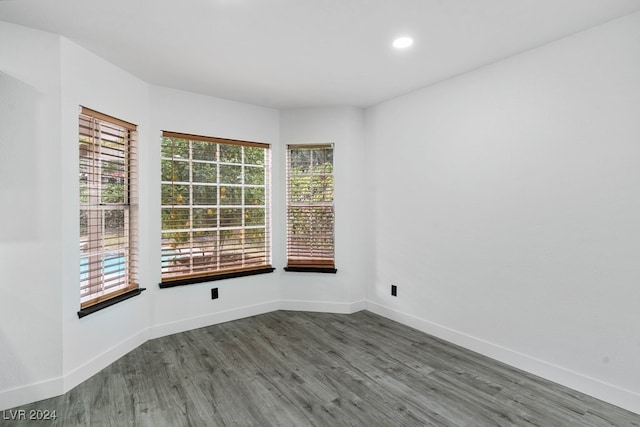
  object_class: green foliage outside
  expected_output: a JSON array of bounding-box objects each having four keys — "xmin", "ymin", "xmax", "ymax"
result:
[
  {"xmin": 79, "ymin": 136, "xmax": 128, "ymax": 236},
  {"xmin": 287, "ymin": 147, "xmax": 335, "ymax": 259},
  {"xmin": 160, "ymin": 137, "xmax": 269, "ymax": 273}
]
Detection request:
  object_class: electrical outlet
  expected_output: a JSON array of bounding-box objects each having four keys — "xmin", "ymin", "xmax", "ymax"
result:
[
  {"xmin": 211, "ymin": 288, "xmax": 219, "ymax": 299},
  {"xmin": 391, "ymin": 285, "xmax": 397, "ymax": 297}
]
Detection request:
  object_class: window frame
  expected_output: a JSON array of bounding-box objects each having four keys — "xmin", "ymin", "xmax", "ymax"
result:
[
  {"xmin": 78, "ymin": 107, "xmax": 143, "ymax": 318},
  {"xmin": 159, "ymin": 131, "xmax": 274, "ymax": 288},
  {"xmin": 285, "ymin": 143, "xmax": 337, "ymax": 273}
]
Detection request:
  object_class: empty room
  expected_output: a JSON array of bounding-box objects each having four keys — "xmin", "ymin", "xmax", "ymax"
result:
[{"xmin": 1, "ymin": 0, "xmax": 640, "ymax": 425}]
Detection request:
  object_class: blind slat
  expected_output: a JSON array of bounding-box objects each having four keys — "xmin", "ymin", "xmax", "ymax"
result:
[
  {"xmin": 162, "ymin": 130, "xmax": 269, "ymax": 149},
  {"xmin": 80, "ymin": 108, "xmax": 138, "ymax": 309},
  {"xmin": 81, "ymin": 106, "xmax": 137, "ymax": 130},
  {"xmin": 286, "ymin": 144, "xmax": 336, "ymax": 269},
  {"xmin": 160, "ymin": 133, "xmax": 271, "ymax": 282}
]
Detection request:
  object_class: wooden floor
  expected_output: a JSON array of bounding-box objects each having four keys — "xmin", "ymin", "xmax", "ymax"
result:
[{"xmin": 5, "ymin": 310, "xmax": 640, "ymax": 426}]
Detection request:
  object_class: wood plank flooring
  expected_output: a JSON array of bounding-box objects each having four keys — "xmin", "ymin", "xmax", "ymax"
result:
[{"xmin": 4, "ymin": 310, "xmax": 640, "ymax": 426}]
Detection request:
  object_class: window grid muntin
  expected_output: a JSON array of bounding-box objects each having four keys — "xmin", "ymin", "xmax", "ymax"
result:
[{"xmin": 161, "ymin": 135, "xmax": 271, "ymax": 281}]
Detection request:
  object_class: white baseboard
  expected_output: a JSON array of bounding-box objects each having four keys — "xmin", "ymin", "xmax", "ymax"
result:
[
  {"xmin": 0, "ymin": 300, "xmax": 280, "ymax": 411},
  {"xmin": 366, "ymin": 301, "xmax": 640, "ymax": 415},
  {"xmin": 6, "ymin": 300, "xmax": 637, "ymax": 416},
  {"xmin": 62, "ymin": 328, "xmax": 150, "ymax": 394},
  {"xmin": 0, "ymin": 377, "xmax": 63, "ymax": 412},
  {"xmin": 149, "ymin": 300, "xmax": 281, "ymax": 339},
  {"xmin": 0, "ymin": 328, "xmax": 150, "ymax": 411},
  {"xmin": 280, "ymin": 299, "xmax": 366, "ymax": 314}
]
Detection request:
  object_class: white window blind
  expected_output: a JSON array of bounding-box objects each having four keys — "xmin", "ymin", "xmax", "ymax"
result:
[
  {"xmin": 161, "ymin": 131, "xmax": 272, "ymax": 285},
  {"xmin": 79, "ymin": 107, "xmax": 138, "ymax": 308},
  {"xmin": 286, "ymin": 144, "xmax": 335, "ymax": 271}
]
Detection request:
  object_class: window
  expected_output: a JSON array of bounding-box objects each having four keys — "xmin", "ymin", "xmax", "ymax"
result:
[
  {"xmin": 285, "ymin": 144, "xmax": 336, "ymax": 273},
  {"xmin": 79, "ymin": 107, "xmax": 140, "ymax": 316},
  {"xmin": 160, "ymin": 131, "xmax": 273, "ymax": 287}
]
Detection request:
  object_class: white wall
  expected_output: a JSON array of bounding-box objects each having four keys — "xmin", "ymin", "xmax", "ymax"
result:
[
  {"xmin": 0, "ymin": 26, "xmax": 286, "ymax": 410},
  {"xmin": 279, "ymin": 108, "xmax": 367, "ymax": 312},
  {"xmin": 365, "ymin": 11, "xmax": 640, "ymax": 413},
  {"xmin": 148, "ymin": 86, "xmax": 282, "ymax": 338},
  {"xmin": 2, "ymin": 10, "xmax": 640, "ymax": 415},
  {"xmin": 0, "ymin": 22, "xmax": 63, "ymax": 409},
  {"xmin": 59, "ymin": 38, "xmax": 151, "ymax": 391}
]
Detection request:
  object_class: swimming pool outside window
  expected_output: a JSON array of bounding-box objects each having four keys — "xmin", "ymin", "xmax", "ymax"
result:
[{"xmin": 79, "ymin": 107, "xmax": 139, "ymax": 312}]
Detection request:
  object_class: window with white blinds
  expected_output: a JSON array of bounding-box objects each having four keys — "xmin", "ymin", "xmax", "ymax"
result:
[
  {"xmin": 285, "ymin": 144, "xmax": 336, "ymax": 273},
  {"xmin": 160, "ymin": 131, "xmax": 273, "ymax": 287},
  {"xmin": 79, "ymin": 107, "xmax": 139, "ymax": 312}
]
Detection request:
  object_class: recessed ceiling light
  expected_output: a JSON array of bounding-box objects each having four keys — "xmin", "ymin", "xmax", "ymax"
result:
[{"xmin": 392, "ymin": 37, "xmax": 414, "ymax": 49}]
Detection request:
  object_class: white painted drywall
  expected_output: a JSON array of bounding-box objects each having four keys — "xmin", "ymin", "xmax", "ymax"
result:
[
  {"xmin": 59, "ymin": 38, "xmax": 151, "ymax": 390},
  {"xmin": 147, "ymin": 86, "xmax": 283, "ymax": 338},
  {"xmin": 365, "ymin": 11, "xmax": 640, "ymax": 413},
  {"xmin": 1, "ymin": 26, "xmax": 292, "ymax": 409},
  {"xmin": 279, "ymin": 107, "xmax": 367, "ymax": 311},
  {"xmin": 2, "ymin": 10, "xmax": 640, "ymax": 416},
  {"xmin": 0, "ymin": 21, "xmax": 63, "ymax": 409}
]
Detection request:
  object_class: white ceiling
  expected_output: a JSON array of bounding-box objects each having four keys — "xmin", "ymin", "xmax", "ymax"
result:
[{"xmin": 2, "ymin": 0, "xmax": 640, "ymax": 108}]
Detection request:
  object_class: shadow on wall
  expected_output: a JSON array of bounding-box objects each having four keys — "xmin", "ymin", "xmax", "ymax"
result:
[{"xmin": 0, "ymin": 71, "xmax": 38, "ymax": 242}]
